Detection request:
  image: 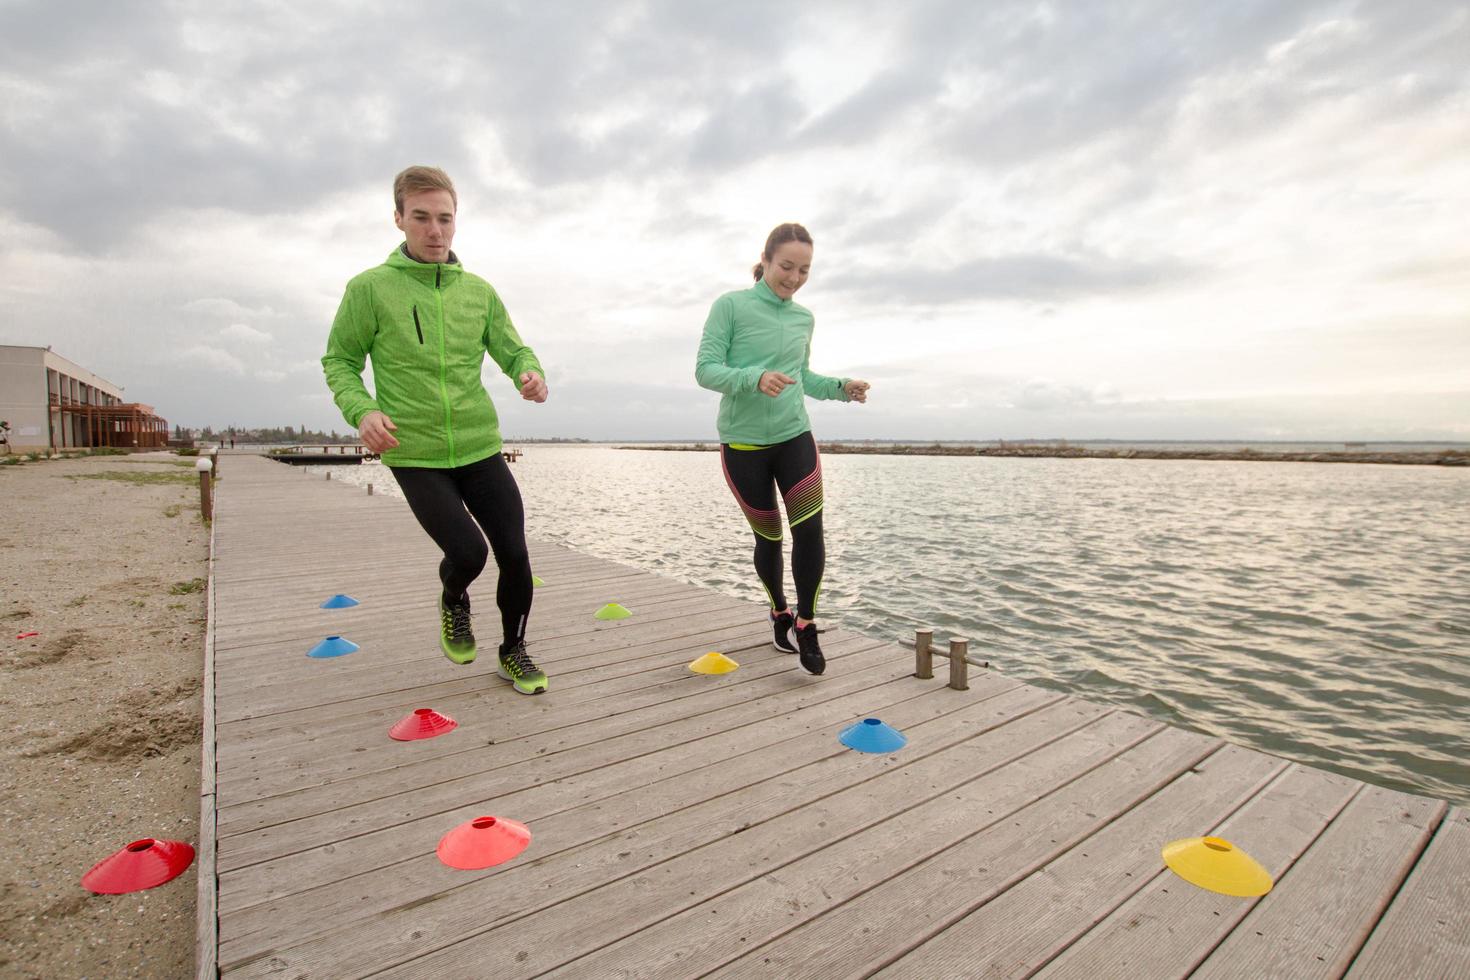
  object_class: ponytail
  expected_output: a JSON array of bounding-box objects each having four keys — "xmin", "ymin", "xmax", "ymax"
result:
[{"xmin": 752, "ymin": 261, "xmax": 765, "ymax": 281}]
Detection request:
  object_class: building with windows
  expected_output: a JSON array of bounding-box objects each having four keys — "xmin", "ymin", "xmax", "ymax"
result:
[{"xmin": 0, "ymin": 345, "xmax": 169, "ymax": 452}]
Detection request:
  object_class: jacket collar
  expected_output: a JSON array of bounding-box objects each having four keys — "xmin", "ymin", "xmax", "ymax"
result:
[
  {"xmin": 752, "ymin": 278, "xmax": 790, "ymax": 306},
  {"xmin": 388, "ymin": 245, "xmax": 463, "ymax": 285}
]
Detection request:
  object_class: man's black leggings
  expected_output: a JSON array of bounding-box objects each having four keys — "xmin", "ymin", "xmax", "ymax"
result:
[
  {"xmin": 390, "ymin": 454, "xmax": 532, "ymax": 646},
  {"xmin": 719, "ymin": 431, "xmax": 825, "ymax": 621}
]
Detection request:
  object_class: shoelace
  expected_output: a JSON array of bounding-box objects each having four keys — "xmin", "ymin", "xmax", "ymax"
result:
[
  {"xmin": 447, "ymin": 603, "xmax": 473, "ymax": 641},
  {"xmin": 502, "ymin": 642, "xmax": 538, "ymax": 676}
]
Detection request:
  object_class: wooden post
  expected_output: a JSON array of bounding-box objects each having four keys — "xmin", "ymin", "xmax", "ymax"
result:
[
  {"xmin": 915, "ymin": 628, "xmax": 933, "ymax": 679},
  {"xmin": 367, "ymin": 484, "xmax": 374, "ymax": 495},
  {"xmin": 210, "ymin": 448, "xmax": 220, "ymax": 475},
  {"xmin": 196, "ymin": 458, "xmax": 213, "ymax": 522},
  {"xmin": 948, "ymin": 637, "xmax": 969, "ymax": 691}
]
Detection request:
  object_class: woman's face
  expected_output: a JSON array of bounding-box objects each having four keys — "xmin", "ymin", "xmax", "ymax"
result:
[{"xmin": 763, "ymin": 241, "xmax": 813, "ymax": 300}]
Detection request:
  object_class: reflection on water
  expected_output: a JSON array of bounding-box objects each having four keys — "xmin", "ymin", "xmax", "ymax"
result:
[{"xmin": 324, "ymin": 446, "xmax": 1470, "ymax": 805}]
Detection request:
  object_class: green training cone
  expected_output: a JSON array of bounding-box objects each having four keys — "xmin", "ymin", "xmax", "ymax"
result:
[
  {"xmin": 594, "ymin": 603, "xmax": 632, "ymax": 621},
  {"xmin": 1162, "ymin": 836, "xmax": 1273, "ymax": 897},
  {"xmin": 532, "ymin": 575, "xmax": 546, "ymax": 587}
]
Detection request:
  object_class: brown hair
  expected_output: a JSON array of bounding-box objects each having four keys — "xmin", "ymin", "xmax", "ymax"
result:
[
  {"xmin": 393, "ymin": 166, "xmax": 457, "ymax": 215},
  {"xmin": 753, "ymin": 222, "xmax": 814, "ymax": 281}
]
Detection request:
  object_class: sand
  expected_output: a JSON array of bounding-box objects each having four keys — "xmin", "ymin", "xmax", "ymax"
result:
[{"xmin": 0, "ymin": 451, "xmax": 208, "ymax": 978}]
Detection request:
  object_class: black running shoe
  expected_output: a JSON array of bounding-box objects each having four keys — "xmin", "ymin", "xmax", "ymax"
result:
[
  {"xmin": 795, "ymin": 622, "xmax": 825, "ymax": 675},
  {"xmin": 771, "ymin": 610, "xmax": 798, "ymax": 654},
  {"xmin": 439, "ymin": 593, "xmax": 476, "ymax": 665}
]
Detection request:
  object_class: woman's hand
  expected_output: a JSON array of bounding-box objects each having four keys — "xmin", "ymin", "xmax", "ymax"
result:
[
  {"xmin": 844, "ymin": 379, "xmax": 870, "ymax": 403},
  {"xmin": 519, "ymin": 370, "xmax": 548, "ymax": 403},
  {"xmin": 358, "ymin": 411, "xmax": 400, "ymax": 452},
  {"xmin": 759, "ymin": 371, "xmax": 795, "ymax": 397}
]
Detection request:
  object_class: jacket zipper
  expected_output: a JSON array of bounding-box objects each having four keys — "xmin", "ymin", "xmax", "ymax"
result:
[
  {"xmin": 434, "ymin": 269, "xmax": 455, "ymax": 465},
  {"xmin": 412, "ymin": 306, "xmax": 424, "ymax": 344}
]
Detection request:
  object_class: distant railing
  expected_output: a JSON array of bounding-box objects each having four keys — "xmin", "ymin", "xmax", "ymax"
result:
[{"xmin": 275, "ymin": 444, "xmax": 373, "ymax": 455}]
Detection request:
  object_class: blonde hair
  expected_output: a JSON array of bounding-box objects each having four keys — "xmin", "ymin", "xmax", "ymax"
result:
[{"xmin": 393, "ymin": 166, "xmax": 457, "ymax": 215}]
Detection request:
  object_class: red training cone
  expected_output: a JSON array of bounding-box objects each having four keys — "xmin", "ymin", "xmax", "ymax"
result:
[
  {"xmin": 81, "ymin": 838, "xmax": 195, "ymax": 894},
  {"xmin": 437, "ymin": 816, "xmax": 532, "ymax": 870},
  {"xmin": 389, "ymin": 707, "xmax": 458, "ymax": 741}
]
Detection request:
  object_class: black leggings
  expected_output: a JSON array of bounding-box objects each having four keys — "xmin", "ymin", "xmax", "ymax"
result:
[
  {"xmin": 390, "ymin": 454, "xmax": 532, "ymax": 646},
  {"xmin": 720, "ymin": 431, "xmax": 825, "ymax": 621}
]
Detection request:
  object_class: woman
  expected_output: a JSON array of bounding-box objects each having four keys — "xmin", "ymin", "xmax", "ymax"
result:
[{"xmin": 695, "ymin": 223, "xmax": 870, "ymax": 675}]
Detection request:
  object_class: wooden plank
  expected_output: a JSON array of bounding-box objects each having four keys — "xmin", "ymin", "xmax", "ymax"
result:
[
  {"xmin": 1034, "ymin": 763, "xmax": 1360, "ymax": 979},
  {"xmin": 214, "ymin": 631, "xmax": 893, "ymax": 815},
  {"xmin": 211, "ymin": 591, "xmax": 756, "ymax": 708},
  {"xmin": 216, "ymin": 639, "xmax": 920, "ymax": 872},
  {"xmin": 216, "ymin": 614, "xmax": 829, "ymax": 764},
  {"xmin": 223, "ymin": 694, "xmax": 1118, "ymax": 978},
  {"xmin": 195, "ymin": 517, "xmax": 219, "ymax": 980},
  {"xmin": 1347, "ymin": 806, "xmax": 1469, "ymax": 979},
  {"xmin": 217, "ymin": 681, "xmax": 1057, "ymax": 968},
  {"xmin": 1190, "ymin": 784, "xmax": 1446, "ymax": 978},
  {"xmin": 782, "ymin": 746, "xmax": 1285, "ymax": 980},
  {"xmin": 215, "ymin": 612, "xmax": 786, "ymax": 741},
  {"xmin": 369, "ymin": 712, "xmax": 1184, "ymax": 979},
  {"xmin": 527, "ymin": 725, "xmax": 1219, "ymax": 980},
  {"xmin": 212, "ymin": 595, "xmax": 759, "ymax": 722}
]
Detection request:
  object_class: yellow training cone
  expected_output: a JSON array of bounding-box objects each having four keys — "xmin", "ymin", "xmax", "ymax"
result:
[
  {"xmin": 594, "ymin": 603, "xmax": 632, "ymax": 621},
  {"xmin": 1162, "ymin": 836, "xmax": 1273, "ymax": 897},
  {"xmin": 688, "ymin": 652, "xmax": 739, "ymax": 675}
]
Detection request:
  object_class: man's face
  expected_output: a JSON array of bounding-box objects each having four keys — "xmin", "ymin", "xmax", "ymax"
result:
[{"xmin": 394, "ymin": 188, "xmax": 456, "ymax": 263}]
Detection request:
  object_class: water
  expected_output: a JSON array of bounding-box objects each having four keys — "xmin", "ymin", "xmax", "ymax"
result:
[{"xmin": 324, "ymin": 446, "xmax": 1470, "ymax": 805}]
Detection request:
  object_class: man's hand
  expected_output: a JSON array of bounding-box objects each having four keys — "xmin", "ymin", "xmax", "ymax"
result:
[
  {"xmin": 519, "ymin": 370, "xmax": 548, "ymax": 403},
  {"xmin": 758, "ymin": 371, "xmax": 795, "ymax": 398},
  {"xmin": 844, "ymin": 379, "xmax": 870, "ymax": 403},
  {"xmin": 358, "ymin": 411, "xmax": 400, "ymax": 452}
]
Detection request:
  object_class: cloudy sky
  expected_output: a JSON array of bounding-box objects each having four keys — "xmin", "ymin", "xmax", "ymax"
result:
[{"xmin": 2, "ymin": 0, "xmax": 1466, "ymax": 441}]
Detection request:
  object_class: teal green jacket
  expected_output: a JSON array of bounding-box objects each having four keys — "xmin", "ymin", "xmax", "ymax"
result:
[
  {"xmin": 322, "ymin": 247, "xmax": 543, "ymax": 468},
  {"xmin": 695, "ymin": 279, "xmax": 850, "ymax": 445}
]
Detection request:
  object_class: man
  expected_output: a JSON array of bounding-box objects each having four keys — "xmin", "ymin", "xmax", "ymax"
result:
[{"xmin": 322, "ymin": 165, "xmax": 550, "ymax": 694}]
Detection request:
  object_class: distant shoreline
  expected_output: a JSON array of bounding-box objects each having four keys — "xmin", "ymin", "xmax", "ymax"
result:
[{"xmin": 617, "ymin": 443, "xmax": 1470, "ymax": 466}]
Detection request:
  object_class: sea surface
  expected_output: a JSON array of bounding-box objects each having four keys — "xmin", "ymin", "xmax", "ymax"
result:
[{"xmin": 323, "ymin": 445, "xmax": 1470, "ymax": 805}]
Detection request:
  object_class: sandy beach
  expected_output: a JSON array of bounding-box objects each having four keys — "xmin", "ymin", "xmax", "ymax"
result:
[{"xmin": 0, "ymin": 451, "xmax": 208, "ymax": 978}]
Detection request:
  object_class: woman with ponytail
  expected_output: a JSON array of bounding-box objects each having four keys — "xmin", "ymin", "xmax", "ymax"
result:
[{"xmin": 695, "ymin": 223, "xmax": 870, "ymax": 675}]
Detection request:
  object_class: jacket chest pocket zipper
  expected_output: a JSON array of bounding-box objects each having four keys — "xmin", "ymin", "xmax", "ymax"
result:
[{"xmin": 412, "ymin": 306, "xmax": 425, "ymax": 344}]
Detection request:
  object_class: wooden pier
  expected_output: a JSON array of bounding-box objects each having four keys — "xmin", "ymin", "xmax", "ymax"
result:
[{"xmin": 201, "ymin": 456, "xmax": 1467, "ymax": 978}]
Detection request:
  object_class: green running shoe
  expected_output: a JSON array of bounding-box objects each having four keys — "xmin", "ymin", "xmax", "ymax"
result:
[
  {"xmin": 439, "ymin": 594, "xmax": 477, "ymax": 665},
  {"xmin": 498, "ymin": 641, "xmax": 548, "ymax": 695}
]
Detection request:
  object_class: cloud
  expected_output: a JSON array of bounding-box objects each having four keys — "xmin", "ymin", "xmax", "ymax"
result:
[
  {"xmin": 219, "ymin": 323, "xmax": 272, "ymax": 345},
  {"xmin": 177, "ymin": 344, "xmax": 246, "ymax": 376},
  {"xmin": 183, "ymin": 297, "xmax": 279, "ymax": 318},
  {"xmin": 825, "ymin": 252, "xmax": 1194, "ymax": 304},
  {"xmin": 1, "ymin": 1, "xmax": 1465, "ymax": 442}
]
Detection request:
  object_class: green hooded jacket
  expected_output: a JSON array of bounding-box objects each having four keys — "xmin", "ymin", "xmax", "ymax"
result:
[
  {"xmin": 695, "ymin": 279, "xmax": 850, "ymax": 445},
  {"xmin": 322, "ymin": 247, "xmax": 543, "ymax": 468}
]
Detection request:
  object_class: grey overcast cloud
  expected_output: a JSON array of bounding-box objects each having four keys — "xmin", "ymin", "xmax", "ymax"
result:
[{"xmin": 1, "ymin": 0, "xmax": 1466, "ymax": 441}]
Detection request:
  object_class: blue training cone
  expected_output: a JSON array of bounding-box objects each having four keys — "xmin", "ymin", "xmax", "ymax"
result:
[
  {"xmin": 320, "ymin": 594, "xmax": 360, "ymax": 609},
  {"xmin": 839, "ymin": 718, "xmax": 908, "ymax": 754},
  {"xmin": 308, "ymin": 635, "xmax": 360, "ymax": 658}
]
